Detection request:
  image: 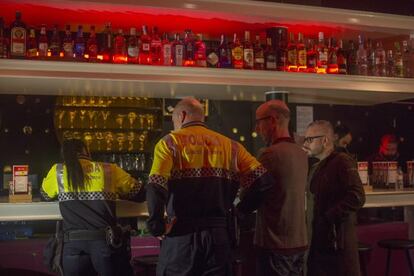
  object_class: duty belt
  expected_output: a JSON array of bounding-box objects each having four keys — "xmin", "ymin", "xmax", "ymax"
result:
[{"xmin": 64, "ymin": 229, "xmax": 106, "ymax": 242}]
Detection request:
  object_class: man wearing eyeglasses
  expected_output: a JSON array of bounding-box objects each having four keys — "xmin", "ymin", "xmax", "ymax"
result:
[
  {"xmin": 253, "ymin": 100, "xmax": 308, "ymax": 276},
  {"xmin": 303, "ymin": 120, "xmax": 365, "ymax": 276}
]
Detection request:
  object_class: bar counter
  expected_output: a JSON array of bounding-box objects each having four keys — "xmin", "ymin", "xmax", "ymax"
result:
[
  {"xmin": 0, "ymin": 197, "xmax": 148, "ymax": 221},
  {"xmin": 1, "ymin": 189, "xmax": 414, "ymax": 221}
]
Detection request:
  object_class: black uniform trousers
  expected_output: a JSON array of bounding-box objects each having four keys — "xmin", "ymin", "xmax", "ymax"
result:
[
  {"xmin": 156, "ymin": 227, "xmax": 232, "ymax": 276},
  {"xmin": 62, "ymin": 239, "xmax": 133, "ymax": 276}
]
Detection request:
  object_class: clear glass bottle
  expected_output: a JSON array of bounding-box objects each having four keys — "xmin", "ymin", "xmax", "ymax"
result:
[
  {"xmin": 62, "ymin": 25, "xmax": 73, "ymax": 59},
  {"xmin": 127, "ymin": 27, "xmax": 139, "ymax": 64},
  {"xmin": 150, "ymin": 26, "xmax": 162, "ymax": 65},
  {"xmin": 161, "ymin": 32, "xmax": 172, "ymax": 66},
  {"xmin": 172, "ymin": 33, "xmax": 184, "ymax": 66},
  {"xmin": 356, "ymin": 35, "xmax": 367, "ymax": 75},
  {"xmin": 316, "ymin": 32, "xmax": 328, "ymax": 74},
  {"xmin": 374, "ymin": 41, "xmax": 386, "ymax": 77},
  {"xmin": 139, "ymin": 25, "xmax": 151, "ymax": 65},
  {"xmin": 38, "ymin": 24, "xmax": 48, "ymax": 59}
]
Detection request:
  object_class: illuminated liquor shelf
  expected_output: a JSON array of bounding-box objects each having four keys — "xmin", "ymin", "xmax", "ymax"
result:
[{"xmin": 0, "ymin": 59, "xmax": 414, "ymax": 105}]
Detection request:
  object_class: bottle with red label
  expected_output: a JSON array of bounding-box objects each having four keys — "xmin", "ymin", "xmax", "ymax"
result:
[
  {"xmin": 38, "ymin": 24, "xmax": 48, "ymax": 59},
  {"xmin": 151, "ymin": 26, "xmax": 162, "ymax": 65},
  {"xmin": 86, "ymin": 25, "xmax": 98, "ymax": 62},
  {"xmin": 113, "ymin": 29, "xmax": 127, "ymax": 63},
  {"xmin": 139, "ymin": 25, "xmax": 151, "ymax": 65},
  {"xmin": 195, "ymin": 33, "xmax": 207, "ymax": 67},
  {"xmin": 172, "ymin": 33, "xmax": 184, "ymax": 66},
  {"xmin": 231, "ymin": 33, "xmax": 243, "ymax": 69},
  {"xmin": 100, "ymin": 22, "xmax": 113, "ymax": 62},
  {"xmin": 127, "ymin": 27, "xmax": 139, "ymax": 64},
  {"xmin": 161, "ymin": 33, "xmax": 172, "ymax": 66},
  {"xmin": 243, "ymin": 31, "xmax": 254, "ymax": 69},
  {"xmin": 184, "ymin": 29, "xmax": 195, "ymax": 67},
  {"xmin": 62, "ymin": 25, "xmax": 74, "ymax": 60},
  {"xmin": 26, "ymin": 28, "xmax": 38, "ymax": 59},
  {"xmin": 10, "ymin": 11, "xmax": 27, "ymax": 58}
]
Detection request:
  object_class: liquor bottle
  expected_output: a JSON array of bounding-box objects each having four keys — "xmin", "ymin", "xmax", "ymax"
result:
[
  {"xmin": 243, "ymin": 31, "xmax": 254, "ymax": 69},
  {"xmin": 386, "ymin": 49, "xmax": 395, "ymax": 77},
  {"xmin": 26, "ymin": 28, "xmax": 38, "ymax": 59},
  {"xmin": 184, "ymin": 29, "xmax": 195, "ymax": 66},
  {"xmin": 218, "ymin": 34, "xmax": 232, "ymax": 68},
  {"xmin": 113, "ymin": 29, "xmax": 127, "ymax": 63},
  {"xmin": 297, "ymin": 32, "xmax": 307, "ymax": 72},
  {"xmin": 206, "ymin": 40, "xmax": 219, "ymax": 68},
  {"xmin": 86, "ymin": 25, "xmax": 98, "ymax": 62},
  {"xmin": 374, "ymin": 41, "xmax": 386, "ymax": 77},
  {"xmin": 172, "ymin": 33, "xmax": 184, "ymax": 66},
  {"xmin": 306, "ymin": 39, "xmax": 317, "ymax": 73},
  {"xmin": 265, "ymin": 37, "xmax": 277, "ymax": 70},
  {"xmin": 347, "ymin": 40, "xmax": 358, "ymax": 75},
  {"xmin": 194, "ymin": 33, "xmax": 207, "ymax": 67},
  {"xmin": 231, "ymin": 33, "xmax": 243, "ymax": 69},
  {"xmin": 127, "ymin": 27, "xmax": 139, "ymax": 64},
  {"xmin": 38, "ymin": 25, "xmax": 48, "ymax": 59},
  {"xmin": 407, "ymin": 33, "xmax": 414, "ymax": 78},
  {"xmin": 287, "ymin": 32, "xmax": 297, "ymax": 72},
  {"xmin": 327, "ymin": 38, "xmax": 338, "ymax": 74},
  {"xmin": 161, "ymin": 32, "xmax": 172, "ymax": 66},
  {"xmin": 0, "ymin": 18, "xmax": 7, "ymax": 58},
  {"xmin": 101, "ymin": 22, "xmax": 113, "ymax": 62},
  {"xmin": 277, "ymin": 28, "xmax": 287, "ymax": 71},
  {"xmin": 150, "ymin": 26, "xmax": 162, "ymax": 65},
  {"xmin": 356, "ymin": 35, "xmax": 367, "ymax": 75},
  {"xmin": 366, "ymin": 39, "xmax": 375, "ymax": 76},
  {"xmin": 316, "ymin": 32, "xmax": 328, "ymax": 73},
  {"xmin": 62, "ymin": 25, "xmax": 74, "ymax": 59},
  {"xmin": 139, "ymin": 25, "xmax": 151, "ymax": 65},
  {"xmin": 74, "ymin": 25, "xmax": 85, "ymax": 61},
  {"xmin": 402, "ymin": 40, "xmax": 410, "ymax": 78},
  {"xmin": 49, "ymin": 24, "xmax": 61, "ymax": 58},
  {"xmin": 337, "ymin": 39, "xmax": 347, "ymax": 74},
  {"xmin": 10, "ymin": 11, "xmax": 27, "ymax": 58},
  {"xmin": 394, "ymin": 42, "xmax": 404, "ymax": 78},
  {"xmin": 253, "ymin": 35, "xmax": 265, "ymax": 70}
]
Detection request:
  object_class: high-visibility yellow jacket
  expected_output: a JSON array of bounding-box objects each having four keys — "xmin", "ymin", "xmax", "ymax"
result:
[
  {"xmin": 146, "ymin": 121, "xmax": 272, "ymax": 236},
  {"xmin": 41, "ymin": 157, "xmax": 142, "ymax": 231}
]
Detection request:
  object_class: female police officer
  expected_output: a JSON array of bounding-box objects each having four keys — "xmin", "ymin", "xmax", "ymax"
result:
[{"xmin": 41, "ymin": 138, "xmax": 143, "ymax": 276}]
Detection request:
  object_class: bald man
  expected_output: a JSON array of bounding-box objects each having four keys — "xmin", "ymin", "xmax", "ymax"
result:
[
  {"xmin": 254, "ymin": 100, "xmax": 308, "ymax": 276},
  {"xmin": 303, "ymin": 120, "xmax": 365, "ymax": 276},
  {"xmin": 146, "ymin": 97, "xmax": 273, "ymax": 276}
]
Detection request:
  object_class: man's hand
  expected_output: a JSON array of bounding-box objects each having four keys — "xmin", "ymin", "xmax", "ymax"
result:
[{"xmin": 156, "ymin": 217, "xmax": 177, "ymax": 240}]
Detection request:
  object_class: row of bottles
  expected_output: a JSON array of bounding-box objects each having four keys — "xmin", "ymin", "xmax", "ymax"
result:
[{"xmin": 1, "ymin": 11, "xmax": 414, "ymax": 78}]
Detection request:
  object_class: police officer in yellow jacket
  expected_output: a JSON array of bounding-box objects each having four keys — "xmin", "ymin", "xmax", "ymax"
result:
[
  {"xmin": 146, "ymin": 97, "xmax": 274, "ymax": 276},
  {"xmin": 41, "ymin": 138, "xmax": 143, "ymax": 276}
]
